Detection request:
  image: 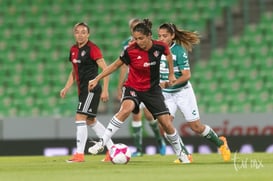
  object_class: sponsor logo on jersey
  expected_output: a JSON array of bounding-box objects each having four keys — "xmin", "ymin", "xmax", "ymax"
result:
[
  {"xmin": 72, "ymin": 59, "xmax": 81, "ymax": 63},
  {"xmin": 143, "ymin": 61, "xmax": 156, "ymax": 67}
]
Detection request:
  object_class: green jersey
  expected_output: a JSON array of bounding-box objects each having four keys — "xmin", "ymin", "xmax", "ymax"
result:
[
  {"xmin": 160, "ymin": 43, "xmax": 189, "ymax": 93},
  {"xmin": 121, "ymin": 36, "xmax": 132, "ymax": 49}
]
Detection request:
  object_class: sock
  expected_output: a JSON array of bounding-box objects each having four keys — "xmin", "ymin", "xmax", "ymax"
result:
[
  {"xmin": 76, "ymin": 121, "xmax": 87, "ymax": 154},
  {"xmin": 101, "ymin": 116, "xmax": 123, "ymax": 146},
  {"xmin": 166, "ymin": 129, "xmax": 189, "ymax": 156},
  {"xmin": 149, "ymin": 119, "xmax": 164, "ymax": 146},
  {"xmin": 132, "ymin": 120, "xmax": 143, "ymax": 153},
  {"xmin": 201, "ymin": 125, "xmax": 224, "ymax": 147},
  {"xmin": 89, "ymin": 120, "xmax": 114, "ymax": 150}
]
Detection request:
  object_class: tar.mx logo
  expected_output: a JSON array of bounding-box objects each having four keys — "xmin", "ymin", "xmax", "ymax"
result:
[{"xmin": 232, "ymin": 152, "xmax": 264, "ymax": 171}]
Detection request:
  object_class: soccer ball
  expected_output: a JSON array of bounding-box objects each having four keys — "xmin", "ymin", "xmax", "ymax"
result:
[{"xmin": 109, "ymin": 143, "xmax": 131, "ymax": 164}]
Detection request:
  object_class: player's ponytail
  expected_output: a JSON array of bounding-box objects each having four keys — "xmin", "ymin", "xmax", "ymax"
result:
[{"xmin": 159, "ymin": 23, "xmax": 200, "ymax": 52}]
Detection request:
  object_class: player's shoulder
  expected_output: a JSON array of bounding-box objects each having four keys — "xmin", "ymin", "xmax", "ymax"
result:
[
  {"xmin": 172, "ymin": 43, "xmax": 186, "ymax": 52},
  {"xmin": 70, "ymin": 44, "xmax": 78, "ymax": 51},
  {"xmin": 86, "ymin": 40, "xmax": 99, "ymax": 48}
]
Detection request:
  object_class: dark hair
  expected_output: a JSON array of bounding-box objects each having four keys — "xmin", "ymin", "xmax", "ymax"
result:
[
  {"xmin": 159, "ymin": 23, "xmax": 200, "ymax": 52},
  {"xmin": 132, "ymin": 18, "xmax": 152, "ymax": 36},
  {"xmin": 73, "ymin": 22, "xmax": 90, "ymax": 33}
]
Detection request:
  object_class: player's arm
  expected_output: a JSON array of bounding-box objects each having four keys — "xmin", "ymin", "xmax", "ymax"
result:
[
  {"xmin": 96, "ymin": 58, "xmax": 109, "ymax": 102},
  {"xmin": 117, "ymin": 64, "xmax": 128, "ymax": 100},
  {"xmin": 89, "ymin": 58, "xmax": 124, "ymax": 91},
  {"xmin": 60, "ymin": 68, "xmax": 75, "ymax": 98},
  {"xmin": 173, "ymin": 69, "xmax": 191, "ymax": 86}
]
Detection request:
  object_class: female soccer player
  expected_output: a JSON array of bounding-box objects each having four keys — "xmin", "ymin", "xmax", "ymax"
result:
[
  {"xmin": 118, "ymin": 18, "xmax": 166, "ymax": 157},
  {"xmin": 60, "ymin": 22, "xmax": 114, "ymax": 162},
  {"xmin": 158, "ymin": 23, "xmax": 231, "ymax": 162},
  {"xmin": 88, "ymin": 19, "xmax": 191, "ymax": 163}
]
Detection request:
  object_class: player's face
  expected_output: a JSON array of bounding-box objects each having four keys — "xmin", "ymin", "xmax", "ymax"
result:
[
  {"xmin": 158, "ymin": 28, "xmax": 174, "ymax": 46},
  {"xmin": 74, "ymin": 25, "xmax": 89, "ymax": 46},
  {"xmin": 132, "ymin": 31, "xmax": 152, "ymax": 50}
]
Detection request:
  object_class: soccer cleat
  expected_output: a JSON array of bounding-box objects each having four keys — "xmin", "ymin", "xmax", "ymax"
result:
[
  {"xmin": 131, "ymin": 151, "xmax": 143, "ymax": 157},
  {"xmin": 218, "ymin": 136, "xmax": 231, "ymax": 162},
  {"xmin": 88, "ymin": 140, "xmax": 104, "ymax": 155},
  {"xmin": 174, "ymin": 154, "xmax": 193, "ymax": 164},
  {"xmin": 158, "ymin": 139, "xmax": 166, "ymax": 155},
  {"xmin": 66, "ymin": 153, "xmax": 84, "ymax": 163},
  {"xmin": 178, "ymin": 151, "xmax": 191, "ymax": 164},
  {"xmin": 101, "ymin": 150, "xmax": 111, "ymax": 162}
]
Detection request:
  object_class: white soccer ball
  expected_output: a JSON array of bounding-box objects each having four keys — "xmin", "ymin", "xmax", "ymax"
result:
[{"xmin": 110, "ymin": 143, "xmax": 131, "ymax": 164}]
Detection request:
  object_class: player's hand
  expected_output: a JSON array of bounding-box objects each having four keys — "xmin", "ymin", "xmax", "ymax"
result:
[
  {"xmin": 168, "ymin": 74, "xmax": 176, "ymax": 86},
  {"xmin": 100, "ymin": 90, "xmax": 109, "ymax": 102},
  {"xmin": 60, "ymin": 88, "xmax": 68, "ymax": 98},
  {"xmin": 88, "ymin": 79, "xmax": 98, "ymax": 91},
  {"xmin": 159, "ymin": 81, "xmax": 169, "ymax": 89}
]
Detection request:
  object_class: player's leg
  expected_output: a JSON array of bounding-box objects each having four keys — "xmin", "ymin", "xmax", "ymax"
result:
[
  {"xmin": 87, "ymin": 118, "xmax": 114, "ymax": 162},
  {"xmin": 162, "ymin": 91, "xmax": 190, "ymax": 161},
  {"xmin": 143, "ymin": 106, "xmax": 166, "ymax": 155},
  {"xmin": 157, "ymin": 114, "xmax": 190, "ymax": 163},
  {"xmin": 140, "ymin": 87, "xmax": 190, "ymax": 163},
  {"xmin": 131, "ymin": 110, "xmax": 143, "ymax": 157},
  {"xmin": 88, "ymin": 87, "xmax": 139, "ymax": 155},
  {"xmin": 67, "ymin": 91, "xmax": 97, "ymax": 162},
  {"xmin": 67, "ymin": 113, "xmax": 88, "ymax": 163},
  {"xmin": 180, "ymin": 82, "xmax": 231, "ymax": 161}
]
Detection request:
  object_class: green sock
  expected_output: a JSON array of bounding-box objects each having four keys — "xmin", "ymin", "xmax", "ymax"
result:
[
  {"xmin": 202, "ymin": 125, "xmax": 224, "ymax": 147},
  {"xmin": 132, "ymin": 122, "xmax": 142, "ymax": 153},
  {"xmin": 149, "ymin": 120, "xmax": 164, "ymax": 145}
]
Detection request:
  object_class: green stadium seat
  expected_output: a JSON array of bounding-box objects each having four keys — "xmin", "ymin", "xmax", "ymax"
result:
[{"xmin": 4, "ymin": 0, "xmax": 271, "ymax": 116}]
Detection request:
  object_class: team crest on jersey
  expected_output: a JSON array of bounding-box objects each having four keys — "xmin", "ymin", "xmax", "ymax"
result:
[
  {"xmin": 81, "ymin": 50, "xmax": 86, "ymax": 57},
  {"xmin": 153, "ymin": 50, "xmax": 159, "ymax": 57},
  {"xmin": 130, "ymin": 91, "xmax": 136, "ymax": 97}
]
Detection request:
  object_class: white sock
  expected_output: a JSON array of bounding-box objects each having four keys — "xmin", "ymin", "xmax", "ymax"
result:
[
  {"xmin": 89, "ymin": 120, "xmax": 114, "ymax": 150},
  {"xmin": 101, "ymin": 116, "xmax": 123, "ymax": 146},
  {"xmin": 132, "ymin": 120, "xmax": 142, "ymax": 127},
  {"xmin": 165, "ymin": 129, "xmax": 182, "ymax": 156},
  {"xmin": 149, "ymin": 119, "xmax": 157, "ymax": 125},
  {"xmin": 200, "ymin": 125, "xmax": 211, "ymax": 137},
  {"xmin": 76, "ymin": 121, "xmax": 87, "ymax": 154}
]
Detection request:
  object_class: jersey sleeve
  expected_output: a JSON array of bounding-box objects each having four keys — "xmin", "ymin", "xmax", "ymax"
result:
[
  {"xmin": 162, "ymin": 42, "xmax": 171, "ymax": 56},
  {"xmin": 119, "ymin": 49, "xmax": 130, "ymax": 65},
  {"xmin": 90, "ymin": 44, "xmax": 103, "ymax": 61}
]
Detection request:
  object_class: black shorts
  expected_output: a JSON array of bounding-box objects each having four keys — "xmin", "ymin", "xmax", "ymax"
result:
[
  {"xmin": 77, "ymin": 85, "xmax": 102, "ymax": 118},
  {"xmin": 122, "ymin": 85, "xmax": 169, "ymax": 118}
]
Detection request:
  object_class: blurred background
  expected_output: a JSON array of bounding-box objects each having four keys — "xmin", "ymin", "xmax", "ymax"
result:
[{"xmin": 0, "ymin": 0, "xmax": 272, "ymax": 156}]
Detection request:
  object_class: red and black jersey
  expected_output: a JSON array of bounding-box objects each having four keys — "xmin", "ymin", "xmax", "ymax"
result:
[
  {"xmin": 69, "ymin": 40, "xmax": 103, "ymax": 94},
  {"xmin": 120, "ymin": 40, "xmax": 170, "ymax": 91}
]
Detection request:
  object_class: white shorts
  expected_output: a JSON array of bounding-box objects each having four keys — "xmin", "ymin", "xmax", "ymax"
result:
[{"xmin": 162, "ymin": 82, "xmax": 200, "ymax": 122}]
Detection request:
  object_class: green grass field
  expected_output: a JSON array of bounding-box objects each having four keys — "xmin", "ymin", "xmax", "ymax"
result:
[{"xmin": 0, "ymin": 153, "xmax": 272, "ymax": 181}]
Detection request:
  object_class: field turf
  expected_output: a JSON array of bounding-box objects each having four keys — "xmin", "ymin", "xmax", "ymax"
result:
[{"xmin": 0, "ymin": 152, "xmax": 272, "ymax": 181}]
